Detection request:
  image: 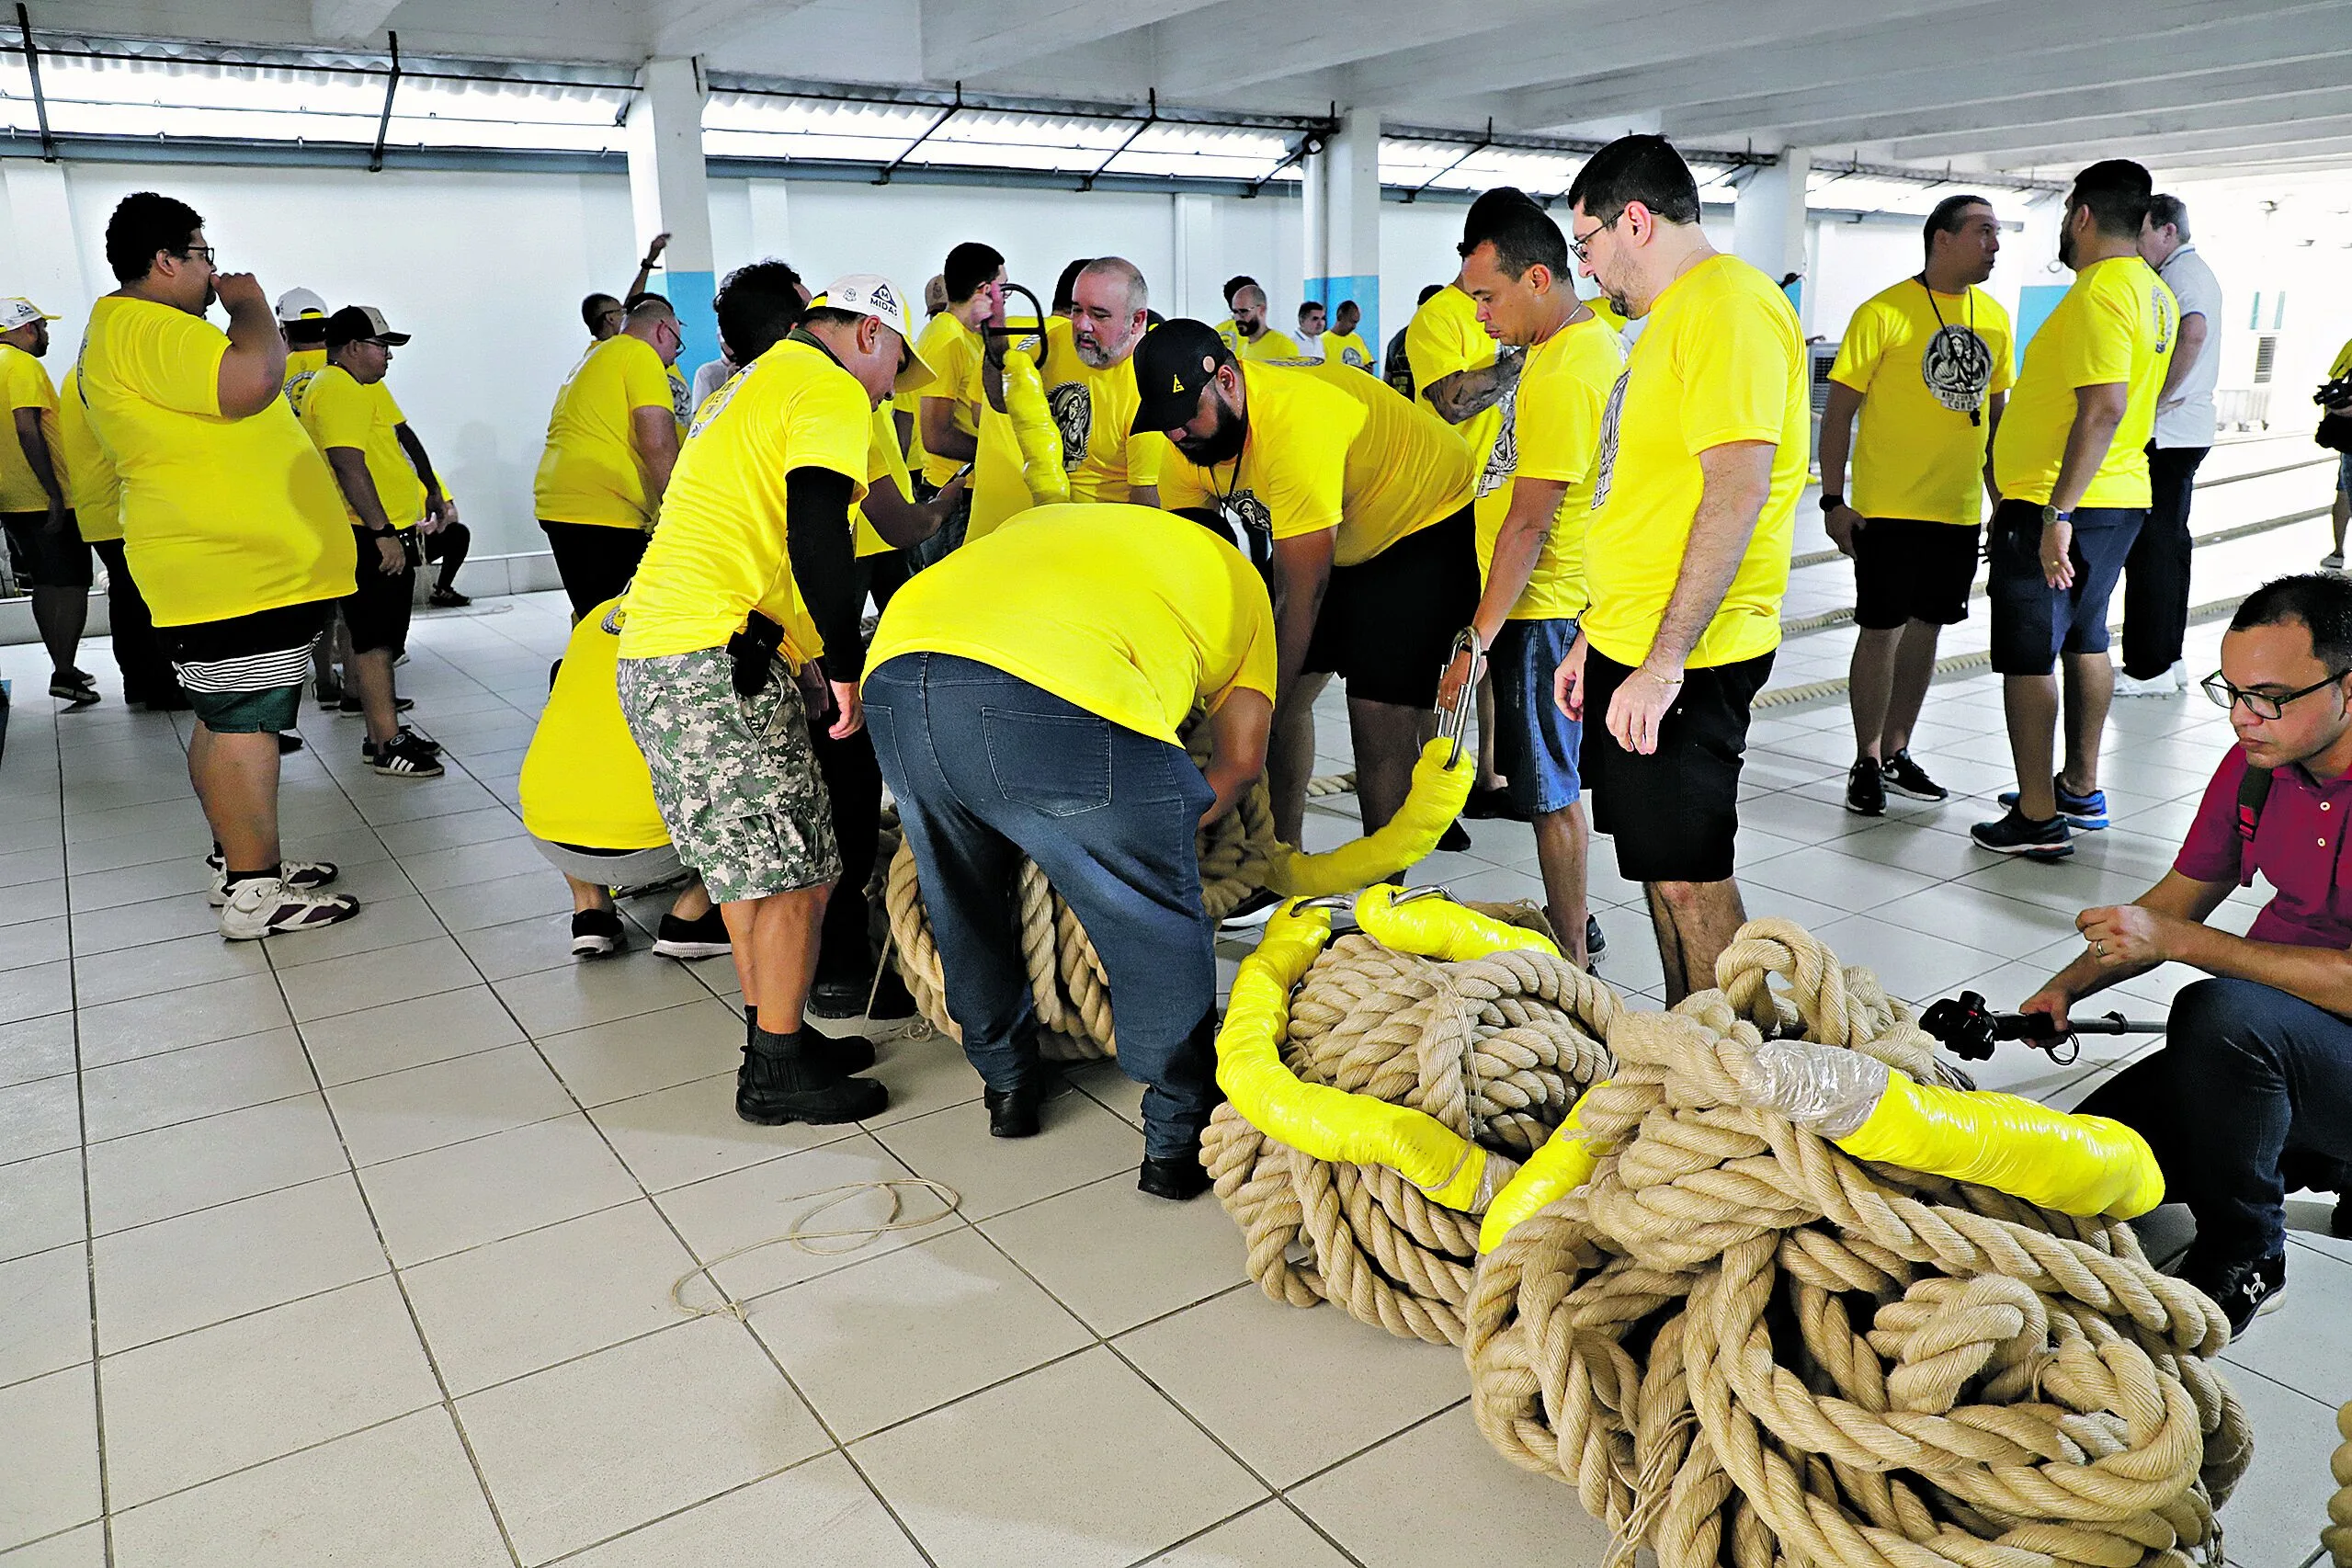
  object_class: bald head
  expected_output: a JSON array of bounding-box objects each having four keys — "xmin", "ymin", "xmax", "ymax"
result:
[
  {"xmin": 1071, "ymin": 256, "xmax": 1151, "ymax": 369},
  {"xmin": 1231, "ymin": 283, "xmax": 1268, "ymax": 337},
  {"xmin": 624, "ymin": 295, "xmax": 682, "ymax": 365}
]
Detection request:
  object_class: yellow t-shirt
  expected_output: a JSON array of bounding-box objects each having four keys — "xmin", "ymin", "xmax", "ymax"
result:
[
  {"xmin": 1323, "ymin": 331, "xmax": 1374, "ymax": 371},
  {"xmin": 532, "ymin": 335, "xmax": 678, "ymax": 530},
  {"xmin": 57, "ymin": 369, "xmax": 120, "ymax": 543},
  {"xmin": 1581, "ymin": 255, "xmax": 1805, "ymax": 671},
  {"xmin": 1155, "ymin": 358, "xmax": 1474, "ymax": 568},
  {"xmin": 282, "ymin": 346, "xmax": 327, "ymax": 388},
  {"xmin": 1038, "ymin": 317, "xmax": 1161, "ymax": 503},
  {"xmin": 618, "ymin": 339, "xmax": 870, "ymax": 665},
  {"xmin": 0, "ymin": 343, "xmax": 62, "ymax": 514},
  {"xmin": 75, "ymin": 294, "xmax": 354, "ymax": 628},
  {"xmin": 1496, "ymin": 311, "xmax": 1626, "ymax": 622},
  {"xmin": 867, "ymin": 503, "xmax": 1278, "ymax": 747},
  {"xmin": 520, "ymin": 598, "xmax": 669, "ymax": 851},
  {"xmin": 2332, "ymin": 339, "xmax": 2352, "ymax": 381},
  {"xmin": 1406, "ymin": 285, "xmax": 1512, "ymax": 581},
  {"xmin": 299, "ymin": 365, "xmax": 426, "ymax": 531},
  {"xmin": 916, "ymin": 312, "xmax": 983, "ymax": 487},
  {"xmin": 1829, "ymin": 280, "xmax": 2015, "ymax": 528},
  {"xmin": 1214, "ymin": 318, "xmax": 1241, "ymax": 355},
  {"xmin": 853, "ymin": 398, "xmax": 911, "ymax": 559},
  {"xmin": 1993, "ymin": 256, "xmax": 2176, "ymax": 510},
  {"xmin": 1237, "ymin": 329, "xmax": 1302, "ymax": 362},
  {"xmin": 665, "ymin": 363, "xmax": 693, "ymax": 432}
]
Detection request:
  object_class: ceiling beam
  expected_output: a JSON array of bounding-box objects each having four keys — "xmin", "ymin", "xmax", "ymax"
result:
[
  {"xmin": 311, "ymin": 0, "xmax": 401, "ymax": 43},
  {"xmin": 1962, "ymin": 114, "xmax": 2352, "ymax": 170},
  {"xmin": 1667, "ymin": 14, "xmax": 2352, "ymax": 145},
  {"xmin": 1889, "ymin": 85, "xmax": 2352, "ymax": 163},
  {"xmin": 922, "ymin": 0, "xmax": 1220, "ymax": 82},
  {"xmin": 1480, "ymin": 0, "xmax": 2310, "ymax": 134},
  {"xmin": 1154, "ymin": 0, "xmax": 1596, "ymax": 98},
  {"xmin": 650, "ymin": 0, "xmax": 797, "ymax": 56}
]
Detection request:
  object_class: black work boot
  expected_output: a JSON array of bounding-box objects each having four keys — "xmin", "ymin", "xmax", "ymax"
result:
[
  {"xmin": 736, "ymin": 1023, "xmax": 886, "ymax": 1125},
  {"xmin": 1139, "ymin": 1150, "xmax": 1212, "ymax": 1201},
  {"xmin": 984, "ymin": 1083, "xmax": 1047, "ymax": 1139},
  {"xmin": 744, "ymin": 1006, "xmax": 874, "ymax": 1074}
]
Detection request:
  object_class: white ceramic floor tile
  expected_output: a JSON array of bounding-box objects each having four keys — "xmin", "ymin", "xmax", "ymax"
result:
[
  {"xmin": 491, "ymin": 955, "xmax": 714, "ymax": 1037},
  {"xmin": 0, "ymin": 1016, "xmax": 74, "ymax": 1092},
  {"xmin": 0, "ymin": 1366, "xmax": 100, "ymax": 1551},
  {"xmin": 358, "ymin": 1110, "xmax": 642, "ymax": 1266},
  {"xmin": 74, "ymin": 973, "xmax": 293, "ymax": 1069},
  {"xmin": 0, "ymin": 1522, "xmax": 106, "ymax": 1566},
  {"xmin": 79, "ymin": 1028, "xmax": 315, "ymax": 1143},
  {"xmin": 872, "ymin": 1090, "xmax": 1142, "ymax": 1221},
  {"xmin": 535, "ymin": 996, "xmax": 747, "ymax": 1108},
  {"xmin": 455, "ymin": 1315, "xmax": 830, "ymax": 1565},
  {"xmin": 0, "ymin": 1244, "xmax": 91, "ymax": 1390},
  {"xmin": 0, "ymin": 1076, "xmax": 80, "ymax": 1165},
  {"xmin": 977, "ymin": 1172, "xmax": 1246, "ymax": 1335},
  {"xmin": 852, "ymin": 1346, "xmax": 1268, "ymax": 1568},
  {"xmin": 107, "ymin": 1406, "xmax": 509, "ymax": 1568},
  {"xmin": 0, "ymin": 1150, "xmax": 85, "ymax": 1265},
  {"xmin": 2204, "ymin": 1366, "xmax": 2341, "ymax": 1568},
  {"xmin": 298, "ymin": 983, "xmax": 527, "ymax": 1087},
  {"xmin": 560, "ymin": 1452, "xmax": 926, "ymax": 1567},
  {"xmin": 324, "ymin": 1040, "xmax": 576, "ymax": 1167},
  {"xmin": 588, "ymin": 1073, "xmax": 861, "ymax": 1193},
  {"xmin": 1138, "ymin": 1502, "xmax": 1358, "ymax": 1567},
  {"xmin": 99, "ymin": 1275, "xmax": 440, "ymax": 1506},
  {"xmin": 274, "ymin": 935, "xmax": 484, "ymax": 1024}
]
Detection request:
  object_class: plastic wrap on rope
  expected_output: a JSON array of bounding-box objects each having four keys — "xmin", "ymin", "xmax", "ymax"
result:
[
  {"xmin": 1465, "ymin": 918, "xmax": 2253, "ymax": 1568},
  {"xmin": 1000, "ymin": 347, "xmax": 1070, "ymax": 506},
  {"xmin": 1267, "ymin": 738, "xmax": 1474, "ymax": 897}
]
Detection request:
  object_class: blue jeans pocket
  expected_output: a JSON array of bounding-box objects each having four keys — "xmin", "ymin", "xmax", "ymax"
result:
[
  {"xmin": 862, "ymin": 700, "xmax": 905, "ymax": 793},
  {"xmin": 983, "ymin": 708, "xmax": 1112, "ymax": 816}
]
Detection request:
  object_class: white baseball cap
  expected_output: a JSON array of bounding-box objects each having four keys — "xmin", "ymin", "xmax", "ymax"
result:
[
  {"xmin": 0, "ymin": 297, "xmax": 60, "ymax": 333},
  {"xmin": 811, "ymin": 273, "xmax": 936, "ymax": 393},
  {"xmin": 275, "ymin": 286, "xmax": 327, "ymax": 322}
]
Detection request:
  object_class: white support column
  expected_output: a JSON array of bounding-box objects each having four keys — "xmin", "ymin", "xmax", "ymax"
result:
[
  {"xmin": 625, "ymin": 56, "xmax": 719, "ymax": 375},
  {"xmin": 1733, "ymin": 146, "xmax": 1811, "ymax": 324},
  {"xmin": 1172, "ymin": 191, "xmax": 1218, "ymax": 322},
  {"xmin": 1307, "ymin": 108, "xmax": 1382, "ymax": 353},
  {"xmin": 0, "ymin": 162, "xmax": 88, "ymax": 330}
]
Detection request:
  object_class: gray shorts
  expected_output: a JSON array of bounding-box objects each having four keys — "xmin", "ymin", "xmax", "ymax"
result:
[
  {"xmin": 529, "ymin": 837, "xmax": 685, "ymax": 889},
  {"xmin": 615, "ymin": 647, "xmax": 840, "ymax": 903}
]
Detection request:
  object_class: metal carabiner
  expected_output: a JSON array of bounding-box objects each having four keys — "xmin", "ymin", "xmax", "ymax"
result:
[{"xmin": 1435, "ymin": 628, "xmax": 1484, "ymax": 770}]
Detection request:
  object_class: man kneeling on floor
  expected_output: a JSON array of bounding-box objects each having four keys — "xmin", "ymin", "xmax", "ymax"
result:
[
  {"xmin": 518, "ymin": 597, "xmax": 733, "ymax": 961},
  {"xmin": 617, "ymin": 275, "xmax": 934, "ymax": 1127},
  {"xmin": 2021, "ymin": 573, "xmax": 2352, "ymax": 1335},
  {"xmin": 863, "ymin": 502, "xmax": 1276, "ymax": 1199}
]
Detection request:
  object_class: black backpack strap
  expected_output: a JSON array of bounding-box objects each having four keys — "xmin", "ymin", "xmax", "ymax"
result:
[{"xmin": 2234, "ymin": 762, "xmax": 2274, "ymax": 857}]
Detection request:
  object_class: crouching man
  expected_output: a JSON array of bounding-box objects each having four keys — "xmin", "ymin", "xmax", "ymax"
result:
[
  {"xmin": 2022, "ymin": 573, "xmax": 2352, "ymax": 1333},
  {"xmin": 862, "ymin": 502, "xmax": 1276, "ymax": 1199}
]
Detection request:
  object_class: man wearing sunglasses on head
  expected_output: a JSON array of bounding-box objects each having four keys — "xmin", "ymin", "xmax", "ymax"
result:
[
  {"xmin": 533, "ymin": 293, "xmax": 686, "ymax": 618},
  {"xmin": 2019, "ymin": 573, "xmax": 2352, "ymax": 1335}
]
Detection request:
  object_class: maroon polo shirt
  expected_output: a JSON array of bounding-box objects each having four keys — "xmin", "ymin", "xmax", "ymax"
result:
[{"xmin": 2176, "ymin": 745, "xmax": 2352, "ymax": 949}]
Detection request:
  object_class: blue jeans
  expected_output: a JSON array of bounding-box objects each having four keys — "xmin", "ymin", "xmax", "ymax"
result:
[
  {"xmin": 862, "ymin": 653, "xmax": 1221, "ymax": 1159},
  {"xmin": 2078, "ymin": 977, "xmax": 2352, "ymax": 1259}
]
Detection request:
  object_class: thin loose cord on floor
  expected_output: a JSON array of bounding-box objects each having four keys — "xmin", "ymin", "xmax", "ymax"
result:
[{"xmin": 671, "ymin": 1179, "xmax": 964, "ymax": 1322}]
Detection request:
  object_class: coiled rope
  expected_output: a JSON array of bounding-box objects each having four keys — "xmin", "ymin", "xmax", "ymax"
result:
[
  {"xmin": 1465, "ymin": 919, "xmax": 2253, "ymax": 1568},
  {"xmin": 2324, "ymin": 1400, "xmax": 2352, "ymax": 1568},
  {"xmin": 1202, "ymin": 910, "xmax": 1620, "ymax": 1347}
]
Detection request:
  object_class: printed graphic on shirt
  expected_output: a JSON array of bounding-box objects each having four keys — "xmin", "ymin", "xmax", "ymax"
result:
[
  {"xmin": 688, "ymin": 374, "xmax": 744, "ymax": 439},
  {"xmin": 1591, "ymin": 369, "xmax": 1630, "ymax": 511},
  {"xmin": 283, "ymin": 369, "xmax": 319, "ymax": 415},
  {"xmin": 1221, "ymin": 488, "xmax": 1273, "ymax": 564},
  {"xmin": 1920, "ymin": 325, "xmax": 1994, "ymax": 415},
  {"xmin": 668, "ymin": 376, "xmax": 694, "ymax": 426},
  {"xmin": 1477, "ymin": 384, "xmax": 1520, "ymax": 500},
  {"xmin": 1340, "ymin": 344, "xmax": 1367, "ymax": 367},
  {"xmin": 2153, "ymin": 283, "xmax": 2176, "ymax": 354},
  {"xmin": 1048, "ymin": 380, "xmax": 1090, "ymax": 471}
]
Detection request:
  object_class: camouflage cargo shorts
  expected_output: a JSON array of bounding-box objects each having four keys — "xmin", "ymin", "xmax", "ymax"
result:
[{"xmin": 615, "ymin": 648, "xmax": 841, "ymax": 904}]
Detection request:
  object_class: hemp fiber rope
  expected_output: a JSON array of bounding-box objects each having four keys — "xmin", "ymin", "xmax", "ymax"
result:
[
  {"xmin": 881, "ymin": 718, "xmax": 1281, "ymax": 1061},
  {"xmin": 1465, "ymin": 918, "xmax": 2254, "ymax": 1568},
  {"xmin": 1204, "ymin": 910, "xmax": 1620, "ymax": 1347},
  {"xmin": 2324, "ymin": 1399, "xmax": 2352, "ymax": 1568}
]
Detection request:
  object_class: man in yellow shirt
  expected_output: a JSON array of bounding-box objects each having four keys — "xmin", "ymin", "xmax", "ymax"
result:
[
  {"xmin": 1057, "ymin": 257, "xmax": 1161, "ymax": 506},
  {"xmin": 299, "ymin": 305, "xmax": 449, "ymax": 779},
  {"xmin": 910, "ymin": 242, "xmax": 1003, "ymax": 565},
  {"xmin": 1138, "ymin": 321, "xmax": 1478, "ymax": 846},
  {"xmin": 79, "ymin": 192, "xmax": 359, "ymax": 939},
  {"xmin": 275, "ymin": 288, "xmax": 328, "ymax": 384},
  {"xmin": 0, "ymin": 296, "xmax": 97, "ymax": 704},
  {"xmin": 1821, "ymin": 194, "xmax": 2014, "ymax": 816},
  {"xmin": 1324, "ymin": 300, "xmax": 1375, "ymax": 372},
  {"xmin": 1975, "ymin": 160, "xmax": 2176, "ymax": 861},
  {"xmin": 1437, "ymin": 197, "xmax": 1625, "ymax": 971},
  {"xmin": 578, "ymin": 230, "xmax": 669, "ymax": 344},
  {"xmin": 57, "ymin": 360, "xmax": 182, "ymax": 710},
  {"xmin": 1226, "ymin": 283, "xmax": 1301, "ymax": 361},
  {"xmin": 533, "ymin": 295, "xmax": 685, "ymax": 618},
  {"xmin": 618, "ymin": 273, "xmax": 934, "ymax": 1127},
  {"xmin": 2327, "ymin": 337, "xmax": 2352, "ymax": 571},
  {"xmin": 865, "ymin": 503, "xmax": 1277, "ymax": 1198},
  {"xmin": 1555, "ymin": 135, "xmax": 1807, "ymax": 1003},
  {"xmin": 1212, "ymin": 274, "xmax": 1256, "ymax": 356}
]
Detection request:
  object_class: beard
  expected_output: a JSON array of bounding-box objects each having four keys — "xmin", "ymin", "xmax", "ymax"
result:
[
  {"xmin": 1074, "ymin": 324, "xmax": 1130, "ymax": 369},
  {"xmin": 2057, "ymin": 227, "xmax": 2077, "ymax": 269},
  {"xmin": 1175, "ymin": 394, "xmax": 1246, "ymax": 467}
]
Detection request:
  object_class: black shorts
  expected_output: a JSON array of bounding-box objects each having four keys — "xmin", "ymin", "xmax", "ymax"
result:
[
  {"xmin": 2, "ymin": 508, "xmax": 94, "ymax": 589},
  {"xmin": 541, "ymin": 519, "xmax": 649, "ymax": 619},
  {"xmin": 1302, "ymin": 503, "xmax": 1478, "ymax": 708},
  {"xmin": 1984, "ymin": 500, "xmax": 2143, "ymax": 676},
  {"xmin": 1582, "ymin": 647, "xmax": 1774, "ymax": 885},
  {"xmin": 1853, "ymin": 517, "xmax": 1979, "ymax": 631},
  {"xmin": 344, "ymin": 528, "xmax": 418, "ymax": 655}
]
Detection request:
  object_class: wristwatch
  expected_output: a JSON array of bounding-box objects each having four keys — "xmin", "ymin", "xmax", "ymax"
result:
[
  {"xmin": 2040, "ymin": 504, "xmax": 2073, "ymax": 527},
  {"xmin": 1818, "ymin": 494, "xmax": 1845, "ymax": 513}
]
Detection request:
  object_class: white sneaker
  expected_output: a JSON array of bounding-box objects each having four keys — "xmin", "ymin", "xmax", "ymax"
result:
[
  {"xmin": 2112, "ymin": 669, "xmax": 2176, "ymax": 699},
  {"xmin": 219, "ymin": 876, "xmax": 361, "ymax": 939},
  {"xmin": 206, "ymin": 852, "xmax": 340, "ymax": 907},
  {"xmin": 2325, "ymin": 552, "xmax": 2346, "ymax": 573},
  {"xmin": 2170, "ymin": 659, "xmax": 2187, "ymax": 692}
]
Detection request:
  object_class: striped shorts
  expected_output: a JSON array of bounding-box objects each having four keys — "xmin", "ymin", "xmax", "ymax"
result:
[{"xmin": 156, "ymin": 600, "xmax": 333, "ymax": 734}]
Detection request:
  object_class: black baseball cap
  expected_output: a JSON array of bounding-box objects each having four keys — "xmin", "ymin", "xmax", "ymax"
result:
[
  {"xmin": 1129, "ymin": 318, "xmax": 1232, "ymax": 436},
  {"xmin": 324, "ymin": 304, "xmax": 411, "ymax": 349}
]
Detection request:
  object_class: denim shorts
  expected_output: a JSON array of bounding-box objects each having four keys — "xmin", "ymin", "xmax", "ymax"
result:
[
  {"xmin": 1985, "ymin": 499, "xmax": 2143, "ymax": 676},
  {"xmin": 1490, "ymin": 617, "xmax": 1582, "ymax": 815}
]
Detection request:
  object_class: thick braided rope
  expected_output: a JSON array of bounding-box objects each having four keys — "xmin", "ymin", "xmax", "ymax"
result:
[
  {"xmin": 1466, "ymin": 918, "xmax": 2254, "ymax": 1568},
  {"xmin": 2327, "ymin": 1401, "xmax": 2352, "ymax": 1568},
  {"xmin": 881, "ymin": 718, "xmax": 1279, "ymax": 1061},
  {"xmin": 1204, "ymin": 921, "xmax": 1619, "ymax": 1347}
]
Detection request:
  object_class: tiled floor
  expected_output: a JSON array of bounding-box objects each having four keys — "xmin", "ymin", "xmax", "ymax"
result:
[{"xmin": 2, "ymin": 441, "xmax": 2347, "ymax": 1567}]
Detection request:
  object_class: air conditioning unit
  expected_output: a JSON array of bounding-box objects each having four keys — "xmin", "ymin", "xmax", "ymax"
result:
[
  {"xmin": 1808, "ymin": 341, "xmax": 1840, "ymax": 466},
  {"xmin": 2252, "ymin": 335, "xmax": 2278, "ymax": 385}
]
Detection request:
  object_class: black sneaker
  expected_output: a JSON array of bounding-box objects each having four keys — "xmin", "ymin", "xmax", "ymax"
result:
[
  {"xmin": 49, "ymin": 671, "xmax": 100, "ymax": 706},
  {"xmin": 1585, "ymin": 914, "xmax": 1606, "ymax": 960},
  {"xmin": 571, "ymin": 907, "xmax": 625, "ymax": 957},
  {"xmin": 651, "ymin": 907, "xmax": 731, "ymax": 960},
  {"xmin": 1881, "ymin": 749, "xmax": 1949, "ymax": 802},
  {"xmin": 2179, "ymin": 1248, "xmax": 2287, "ymax": 1337},
  {"xmin": 1462, "ymin": 784, "xmax": 1528, "ymax": 822},
  {"xmin": 276, "ymin": 733, "xmax": 305, "ymax": 756},
  {"xmin": 1970, "ymin": 806, "xmax": 2073, "ymax": 860},
  {"xmin": 314, "ymin": 677, "xmax": 344, "ymax": 710},
  {"xmin": 807, "ymin": 972, "xmax": 870, "ymax": 1018},
  {"xmin": 426, "ymin": 586, "xmax": 472, "ymax": 608},
  {"xmin": 369, "ymin": 731, "xmax": 445, "ymax": 778},
  {"xmin": 1845, "ymin": 757, "xmax": 1886, "ymax": 816},
  {"xmin": 985, "ymin": 1084, "xmax": 1046, "ymax": 1139},
  {"xmin": 736, "ymin": 1027, "xmax": 887, "ymax": 1125},
  {"xmin": 363, "ymin": 725, "xmax": 442, "ymax": 762},
  {"xmin": 1995, "ymin": 776, "xmax": 2108, "ymax": 831},
  {"xmin": 742, "ymin": 1009, "xmax": 875, "ymax": 1074},
  {"xmin": 1437, "ymin": 821, "xmax": 1472, "ymax": 853},
  {"xmin": 1139, "ymin": 1152, "xmax": 1212, "ymax": 1200}
]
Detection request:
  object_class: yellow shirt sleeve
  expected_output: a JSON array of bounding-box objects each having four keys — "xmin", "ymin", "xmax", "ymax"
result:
[
  {"xmin": 2054, "ymin": 272, "xmax": 2140, "ymax": 390},
  {"xmin": 2334, "ymin": 340, "xmax": 2352, "ymax": 380},
  {"xmin": 1125, "ymin": 421, "xmax": 1163, "ymax": 488},
  {"xmin": 1515, "ymin": 338, "xmax": 1608, "ymax": 486},
  {"xmin": 305, "ymin": 369, "xmax": 372, "ymax": 452},
  {"xmin": 1680, "ymin": 304, "xmax": 1799, "ymax": 453},
  {"xmin": 623, "ymin": 343, "xmax": 676, "ymax": 413},
  {"xmin": 128, "ymin": 307, "xmax": 230, "ymax": 417},
  {"xmin": 1826, "ymin": 300, "xmax": 1888, "ymax": 395},
  {"xmin": 3, "ymin": 349, "xmax": 49, "ymax": 415},
  {"xmin": 380, "ymin": 383, "xmax": 409, "ymax": 427},
  {"xmin": 1209, "ymin": 558, "xmax": 1280, "ymax": 714},
  {"xmin": 853, "ymin": 401, "xmax": 910, "ymax": 557},
  {"xmin": 1153, "ymin": 439, "xmax": 1209, "ymax": 512},
  {"xmin": 1405, "ymin": 301, "xmax": 1481, "ymax": 393}
]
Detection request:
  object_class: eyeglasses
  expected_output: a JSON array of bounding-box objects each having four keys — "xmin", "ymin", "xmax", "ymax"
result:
[
  {"xmin": 2201, "ymin": 669, "xmax": 2351, "ymax": 721},
  {"xmin": 1570, "ymin": 210, "xmax": 1622, "ymax": 264},
  {"xmin": 177, "ymin": 244, "xmax": 218, "ymax": 266}
]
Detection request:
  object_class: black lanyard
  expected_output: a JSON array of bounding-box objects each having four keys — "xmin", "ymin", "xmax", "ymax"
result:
[{"xmin": 1917, "ymin": 278, "xmax": 1981, "ymax": 426}]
